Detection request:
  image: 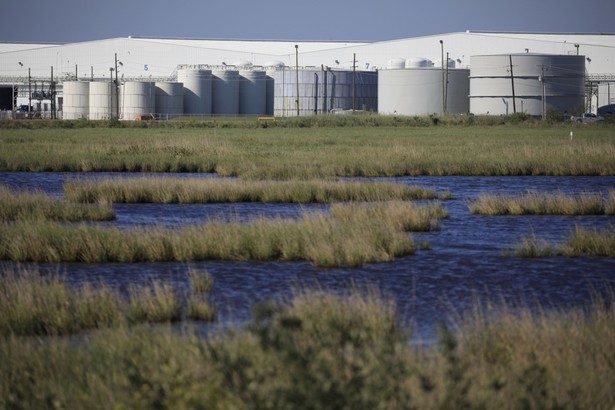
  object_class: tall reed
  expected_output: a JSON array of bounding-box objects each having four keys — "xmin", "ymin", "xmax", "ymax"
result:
[
  {"xmin": 0, "ymin": 184, "xmax": 115, "ymax": 221},
  {"xmin": 469, "ymin": 191, "xmax": 610, "ymax": 215},
  {"xmin": 64, "ymin": 177, "xmax": 442, "ymax": 203},
  {"xmin": 0, "ymin": 201, "xmax": 445, "ymax": 267}
]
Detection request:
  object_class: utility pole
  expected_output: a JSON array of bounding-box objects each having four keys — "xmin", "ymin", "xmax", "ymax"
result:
[
  {"xmin": 28, "ymin": 68, "xmax": 31, "ymax": 119},
  {"xmin": 509, "ymin": 55, "xmax": 517, "ymax": 114},
  {"xmin": 50, "ymin": 66, "xmax": 55, "ymax": 119},
  {"xmin": 295, "ymin": 45, "xmax": 299, "ymax": 117},
  {"xmin": 110, "ymin": 67, "xmax": 114, "ymax": 119},
  {"xmin": 439, "ymin": 40, "xmax": 444, "ymax": 115},
  {"xmin": 115, "ymin": 53, "xmax": 120, "ymax": 119},
  {"xmin": 445, "ymin": 52, "xmax": 449, "ymax": 113},
  {"xmin": 352, "ymin": 53, "xmax": 356, "ymax": 112},
  {"xmin": 539, "ymin": 64, "xmax": 547, "ymax": 120}
]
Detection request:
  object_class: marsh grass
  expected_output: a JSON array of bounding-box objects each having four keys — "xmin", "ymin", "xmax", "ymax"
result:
[
  {"xmin": 64, "ymin": 177, "xmax": 442, "ymax": 203},
  {"xmin": 127, "ymin": 281, "xmax": 182, "ymax": 324},
  {"xmin": 187, "ymin": 294, "xmax": 216, "ymax": 322},
  {"xmin": 188, "ymin": 268, "xmax": 214, "ymax": 293},
  {"xmin": 513, "ymin": 234, "xmax": 555, "ymax": 257},
  {"xmin": 1, "ymin": 286, "xmax": 613, "ymax": 409},
  {"xmin": 0, "ymin": 184, "xmax": 115, "ymax": 221},
  {"xmin": 469, "ymin": 191, "xmax": 611, "ymax": 215},
  {"xmin": 1, "ymin": 126, "xmax": 614, "ymax": 177},
  {"xmin": 559, "ymin": 225, "xmax": 615, "ymax": 257},
  {"xmin": 0, "ymin": 201, "xmax": 445, "ymax": 267},
  {"xmin": 0, "ymin": 269, "xmax": 187, "ymax": 336},
  {"xmin": 514, "ymin": 225, "xmax": 615, "ymax": 257}
]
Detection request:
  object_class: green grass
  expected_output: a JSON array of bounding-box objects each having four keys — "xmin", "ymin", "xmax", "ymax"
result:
[
  {"xmin": 0, "ymin": 269, "xmax": 188, "ymax": 336},
  {"xmin": 469, "ymin": 191, "xmax": 613, "ymax": 215},
  {"xmin": 0, "ymin": 201, "xmax": 445, "ymax": 267},
  {"xmin": 1, "ymin": 124, "xmax": 613, "ymax": 177},
  {"xmin": 514, "ymin": 225, "xmax": 615, "ymax": 257},
  {"xmin": 0, "ymin": 284, "xmax": 613, "ymax": 409},
  {"xmin": 64, "ymin": 177, "xmax": 444, "ymax": 203},
  {"xmin": 187, "ymin": 294, "xmax": 216, "ymax": 322},
  {"xmin": 0, "ymin": 184, "xmax": 115, "ymax": 221}
]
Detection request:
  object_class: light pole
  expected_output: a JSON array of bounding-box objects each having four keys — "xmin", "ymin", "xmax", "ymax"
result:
[
  {"xmin": 440, "ymin": 40, "xmax": 444, "ymax": 115},
  {"xmin": 295, "ymin": 45, "xmax": 299, "ymax": 117}
]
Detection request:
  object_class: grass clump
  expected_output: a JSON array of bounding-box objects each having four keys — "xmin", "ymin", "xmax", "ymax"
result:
[
  {"xmin": 513, "ymin": 234, "xmax": 555, "ymax": 257},
  {"xmin": 514, "ymin": 225, "xmax": 615, "ymax": 258},
  {"xmin": 0, "ymin": 184, "xmax": 115, "ymax": 221},
  {"xmin": 187, "ymin": 294, "xmax": 216, "ymax": 322},
  {"xmin": 559, "ymin": 225, "xmax": 615, "ymax": 257},
  {"xmin": 188, "ymin": 268, "xmax": 214, "ymax": 293},
  {"xmin": 0, "ymin": 201, "xmax": 445, "ymax": 267},
  {"xmin": 469, "ymin": 191, "xmax": 611, "ymax": 215},
  {"xmin": 1, "ymin": 287, "xmax": 614, "ymax": 409},
  {"xmin": 127, "ymin": 281, "xmax": 182, "ymax": 324},
  {"xmin": 64, "ymin": 177, "xmax": 442, "ymax": 203},
  {"xmin": 0, "ymin": 268, "xmax": 188, "ymax": 336}
]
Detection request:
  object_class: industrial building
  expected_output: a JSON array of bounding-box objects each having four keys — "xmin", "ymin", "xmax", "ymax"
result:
[{"xmin": 0, "ymin": 31, "xmax": 614, "ymax": 119}]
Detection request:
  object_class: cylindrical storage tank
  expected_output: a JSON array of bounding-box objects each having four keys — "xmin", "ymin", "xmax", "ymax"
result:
[
  {"xmin": 272, "ymin": 68, "xmax": 378, "ymax": 117},
  {"xmin": 264, "ymin": 62, "xmax": 285, "ymax": 116},
  {"xmin": 469, "ymin": 54, "xmax": 585, "ymax": 116},
  {"xmin": 378, "ymin": 68, "xmax": 470, "ymax": 116},
  {"xmin": 177, "ymin": 68, "xmax": 212, "ymax": 115},
  {"xmin": 212, "ymin": 69, "xmax": 240, "ymax": 116},
  {"xmin": 155, "ymin": 82, "xmax": 183, "ymax": 119},
  {"xmin": 239, "ymin": 70, "xmax": 266, "ymax": 116},
  {"xmin": 89, "ymin": 81, "xmax": 117, "ymax": 120},
  {"xmin": 120, "ymin": 81, "xmax": 155, "ymax": 120},
  {"xmin": 405, "ymin": 57, "xmax": 432, "ymax": 68},
  {"xmin": 62, "ymin": 81, "xmax": 89, "ymax": 120},
  {"xmin": 387, "ymin": 58, "xmax": 406, "ymax": 69}
]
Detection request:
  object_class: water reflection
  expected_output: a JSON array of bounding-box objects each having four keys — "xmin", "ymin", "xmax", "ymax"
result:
[{"xmin": 1, "ymin": 172, "xmax": 614, "ymax": 342}]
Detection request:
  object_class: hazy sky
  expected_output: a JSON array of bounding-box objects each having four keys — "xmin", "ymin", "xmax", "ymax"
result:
[{"xmin": 2, "ymin": 0, "xmax": 614, "ymax": 43}]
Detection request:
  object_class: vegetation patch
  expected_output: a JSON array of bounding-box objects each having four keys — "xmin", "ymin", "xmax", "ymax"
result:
[
  {"xmin": 64, "ymin": 177, "xmax": 444, "ymax": 204},
  {"xmin": 0, "ymin": 184, "xmax": 115, "ymax": 221},
  {"xmin": 0, "ymin": 201, "xmax": 446, "ymax": 267},
  {"xmin": 469, "ymin": 191, "xmax": 614, "ymax": 215},
  {"xmin": 1, "ymin": 125, "xmax": 614, "ymax": 177},
  {"xmin": 514, "ymin": 225, "xmax": 615, "ymax": 257},
  {"xmin": 0, "ymin": 268, "xmax": 210, "ymax": 336},
  {"xmin": 1, "ymin": 283, "xmax": 613, "ymax": 409}
]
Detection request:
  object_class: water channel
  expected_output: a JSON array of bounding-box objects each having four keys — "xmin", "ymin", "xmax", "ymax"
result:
[{"xmin": 1, "ymin": 172, "xmax": 614, "ymax": 342}]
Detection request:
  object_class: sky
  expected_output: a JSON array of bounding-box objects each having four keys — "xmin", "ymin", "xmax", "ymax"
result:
[{"xmin": 1, "ymin": 0, "xmax": 614, "ymax": 44}]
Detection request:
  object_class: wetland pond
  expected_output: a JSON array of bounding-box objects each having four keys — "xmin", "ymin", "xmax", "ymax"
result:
[{"xmin": 1, "ymin": 172, "xmax": 614, "ymax": 342}]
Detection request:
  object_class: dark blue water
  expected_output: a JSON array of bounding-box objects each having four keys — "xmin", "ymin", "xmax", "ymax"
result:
[{"xmin": 1, "ymin": 172, "xmax": 614, "ymax": 342}]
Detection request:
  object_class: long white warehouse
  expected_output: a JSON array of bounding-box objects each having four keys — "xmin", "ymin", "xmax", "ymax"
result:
[{"xmin": 1, "ymin": 31, "xmax": 614, "ymax": 117}]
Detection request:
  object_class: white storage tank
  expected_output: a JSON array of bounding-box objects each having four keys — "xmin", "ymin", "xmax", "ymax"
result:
[
  {"xmin": 212, "ymin": 69, "xmax": 240, "ymax": 116},
  {"xmin": 378, "ymin": 68, "xmax": 470, "ymax": 116},
  {"xmin": 62, "ymin": 81, "xmax": 89, "ymax": 120},
  {"xmin": 155, "ymin": 82, "xmax": 183, "ymax": 119},
  {"xmin": 387, "ymin": 58, "xmax": 406, "ymax": 69},
  {"xmin": 120, "ymin": 81, "xmax": 155, "ymax": 120},
  {"xmin": 469, "ymin": 54, "xmax": 585, "ymax": 116},
  {"xmin": 264, "ymin": 62, "xmax": 285, "ymax": 116},
  {"xmin": 405, "ymin": 57, "xmax": 432, "ymax": 68},
  {"xmin": 239, "ymin": 70, "xmax": 266, "ymax": 116},
  {"xmin": 177, "ymin": 68, "xmax": 212, "ymax": 115},
  {"xmin": 89, "ymin": 81, "xmax": 117, "ymax": 120},
  {"xmin": 272, "ymin": 68, "xmax": 377, "ymax": 117}
]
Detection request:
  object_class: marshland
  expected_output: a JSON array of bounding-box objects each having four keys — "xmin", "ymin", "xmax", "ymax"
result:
[{"xmin": 1, "ymin": 116, "xmax": 614, "ymax": 408}]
